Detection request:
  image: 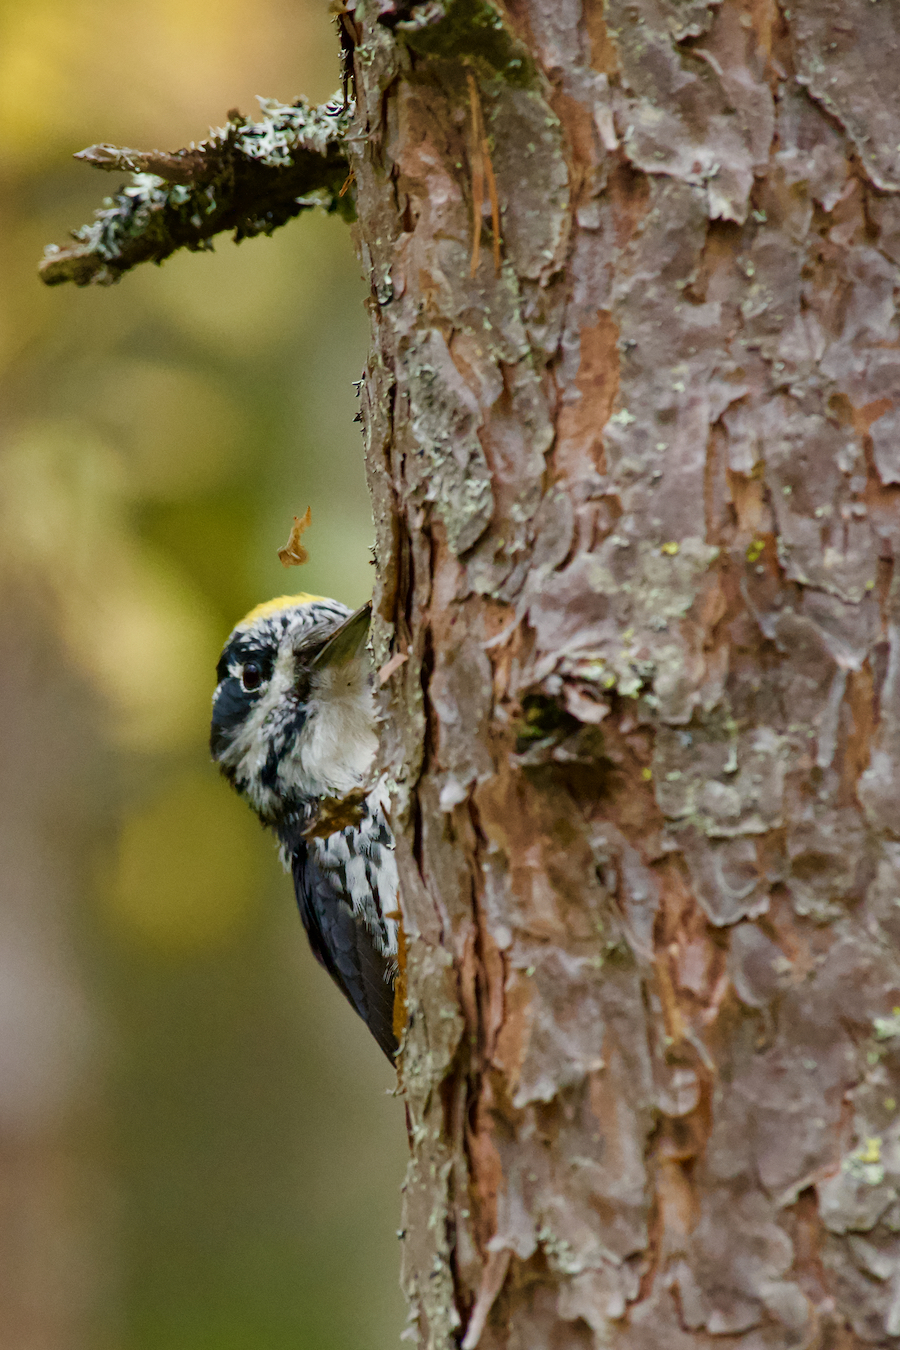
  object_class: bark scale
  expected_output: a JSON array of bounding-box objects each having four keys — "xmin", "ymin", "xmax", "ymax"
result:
[{"xmin": 346, "ymin": 1, "xmax": 900, "ymax": 1347}]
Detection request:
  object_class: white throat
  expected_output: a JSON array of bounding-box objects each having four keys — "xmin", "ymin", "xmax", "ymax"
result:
[{"xmin": 279, "ymin": 655, "xmax": 378, "ymax": 801}]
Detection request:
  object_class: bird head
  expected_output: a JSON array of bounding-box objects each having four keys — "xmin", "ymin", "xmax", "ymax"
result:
[{"xmin": 210, "ymin": 594, "xmax": 377, "ymax": 825}]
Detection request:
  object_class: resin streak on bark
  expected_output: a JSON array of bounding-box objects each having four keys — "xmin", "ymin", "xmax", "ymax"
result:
[{"xmin": 347, "ymin": 1, "xmax": 900, "ymax": 1345}]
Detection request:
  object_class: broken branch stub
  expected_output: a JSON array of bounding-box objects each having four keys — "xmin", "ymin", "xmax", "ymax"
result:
[{"xmin": 40, "ymin": 96, "xmax": 354, "ymax": 288}]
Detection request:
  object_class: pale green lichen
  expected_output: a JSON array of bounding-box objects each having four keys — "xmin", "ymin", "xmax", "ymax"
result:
[
  {"xmin": 843, "ymin": 1137, "xmax": 886, "ymax": 1187},
  {"xmin": 547, "ymin": 538, "xmax": 721, "ymax": 715},
  {"xmin": 403, "ymin": 333, "xmax": 494, "ymax": 555},
  {"xmin": 874, "ymin": 1009, "xmax": 900, "ymax": 1041},
  {"xmin": 41, "ymin": 95, "xmax": 353, "ymax": 287},
  {"xmin": 537, "ymin": 1225, "xmax": 585, "ymax": 1276},
  {"xmin": 242, "ymin": 96, "xmax": 348, "ymax": 167},
  {"xmin": 395, "ymin": 0, "xmax": 538, "ymax": 86},
  {"xmin": 652, "ymin": 713, "xmax": 786, "ymax": 842}
]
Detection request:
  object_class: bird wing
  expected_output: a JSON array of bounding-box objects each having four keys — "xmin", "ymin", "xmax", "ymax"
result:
[{"xmin": 291, "ymin": 843, "xmax": 398, "ymax": 1061}]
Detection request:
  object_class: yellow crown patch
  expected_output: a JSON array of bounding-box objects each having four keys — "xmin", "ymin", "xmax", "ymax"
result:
[{"xmin": 237, "ymin": 593, "xmax": 328, "ymax": 627}]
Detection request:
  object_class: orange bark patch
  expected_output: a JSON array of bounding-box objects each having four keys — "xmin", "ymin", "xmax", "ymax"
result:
[
  {"xmin": 548, "ymin": 89, "xmax": 599, "ymax": 205},
  {"xmin": 393, "ymin": 919, "xmax": 409, "ymax": 1044},
  {"xmin": 555, "ymin": 311, "xmax": 619, "ymax": 476},
  {"xmin": 583, "ymin": 0, "xmax": 620, "ymax": 76},
  {"xmin": 854, "ymin": 396, "xmax": 894, "ymax": 434},
  {"xmin": 738, "ymin": 0, "xmax": 780, "ymax": 62},
  {"xmin": 728, "ymin": 470, "xmax": 769, "ymax": 535},
  {"xmin": 844, "ymin": 663, "xmax": 875, "ymax": 802},
  {"xmin": 685, "ymin": 219, "xmax": 742, "ymax": 305},
  {"xmin": 492, "ymin": 968, "xmax": 533, "ymax": 1088},
  {"xmin": 656, "ymin": 1157, "xmax": 700, "ymax": 1238},
  {"xmin": 605, "ymin": 160, "xmax": 652, "ymax": 250},
  {"xmin": 466, "ymin": 1077, "xmax": 505, "ymax": 1253}
]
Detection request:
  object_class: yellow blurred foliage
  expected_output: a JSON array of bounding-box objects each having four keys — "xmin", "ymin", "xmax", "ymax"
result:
[
  {"xmin": 95, "ymin": 359, "xmax": 246, "ymax": 499},
  {"xmin": 0, "ymin": 417, "xmax": 222, "ymax": 748},
  {"xmin": 70, "ymin": 557, "xmax": 220, "ymax": 751},
  {"xmin": 0, "ymin": 2, "xmax": 76, "ymax": 155},
  {"xmin": 139, "ymin": 209, "xmax": 342, "ymax": 354},
  {"xmin": 0, "ymin": 0, "xmax": 340, "ymax": 163},
  {"xmin": 108, "ymin": 771, "xmax": 269, "ymax": 952}
]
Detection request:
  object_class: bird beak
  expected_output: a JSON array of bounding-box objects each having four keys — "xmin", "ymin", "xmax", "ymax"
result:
[{"xmin": 312, "ymin": 602, "xmax": 372, "ymax": 671}]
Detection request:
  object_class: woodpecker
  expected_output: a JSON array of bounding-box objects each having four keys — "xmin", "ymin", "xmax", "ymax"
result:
[{"xmin": 210, "ymin": 594, "xmax": 399, "ymax": 1059}]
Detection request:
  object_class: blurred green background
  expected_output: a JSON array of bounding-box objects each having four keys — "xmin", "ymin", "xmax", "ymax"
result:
[{"xmin": 0, "ymin": 2, "xmax": 408, "ymax": 1347}]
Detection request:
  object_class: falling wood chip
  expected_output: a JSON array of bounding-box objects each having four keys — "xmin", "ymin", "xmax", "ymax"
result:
[{"xmin": 277, "ymin": 506, "xmax": 312, "ymax": 566}]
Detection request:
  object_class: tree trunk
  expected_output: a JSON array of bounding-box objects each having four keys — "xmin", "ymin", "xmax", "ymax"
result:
[{"xmin": 345, "ymin": 1, "xmax": 900, "ymax": 1346}]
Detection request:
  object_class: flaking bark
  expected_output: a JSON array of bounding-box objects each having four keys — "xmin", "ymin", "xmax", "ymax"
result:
[{"xmin": 346, "ymin": 2, "xmax": 900, "ymax": 1347}]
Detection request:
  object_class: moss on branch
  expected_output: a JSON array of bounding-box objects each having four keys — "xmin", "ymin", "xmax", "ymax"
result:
[
  {"xmin": 40, "ymin": 96, "xmax": 355, "ymax": 287},
  {"xmin": 377, "ymin": 0, "xmax": 537, "ymax": 84}
]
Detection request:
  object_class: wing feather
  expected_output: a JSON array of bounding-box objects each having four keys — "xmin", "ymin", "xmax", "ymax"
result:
[{"xmin": 291, "ymin": 844, "xmax": 398, "ymax": 1061}]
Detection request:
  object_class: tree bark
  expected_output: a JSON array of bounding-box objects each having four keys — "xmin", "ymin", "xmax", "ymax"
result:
[{"xmin": 346, "ymin": 1, "xmax": 900, "ymax": 1347}]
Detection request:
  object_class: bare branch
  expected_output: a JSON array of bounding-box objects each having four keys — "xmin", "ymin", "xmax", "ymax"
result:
[
  {"xmin": 72, "ymin": 143, "xmax": 211, "ymax": 184},
  {"xmin": 40, "ymin": 96, "xmax": 354, "ymax": 287}
]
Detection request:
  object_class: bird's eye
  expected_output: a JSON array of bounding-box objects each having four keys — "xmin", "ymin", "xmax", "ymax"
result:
[{"xmin": 241, "ymin": 661, "xmax": 265, "ymax": 692}]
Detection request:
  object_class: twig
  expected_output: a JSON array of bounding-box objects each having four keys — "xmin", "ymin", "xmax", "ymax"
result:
[
  {"xmin": 483, "ymin": 131, "xmax": 502, "ymax": 275},
  {"xmin": 467, "ymin": 71, "xmax": 485, "ymax": 278},
  {"xmin": 40, "ymin": 96, "xmax": 354, "ymax": 288},
  {"xmin": 72, "ymin": 141, "xmax": 217, "ymax": 184},
  {"xmin": 466, "ymin": 71, "xmax": 502, "ymax": 278}
]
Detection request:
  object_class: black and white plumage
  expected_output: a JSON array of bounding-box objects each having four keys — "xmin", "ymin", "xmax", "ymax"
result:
[{"xmin": 209, "ymin": 593, "xmax": 399, "ymax": 1059}]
